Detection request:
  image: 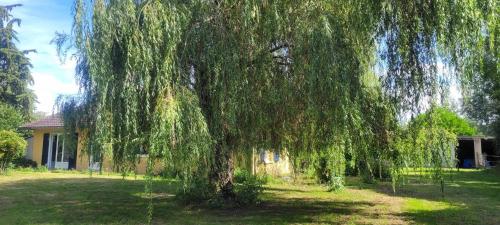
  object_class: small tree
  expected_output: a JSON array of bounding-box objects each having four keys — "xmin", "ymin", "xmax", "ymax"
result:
[
  {"xmin": 0, "ymin": 130, "xmax": 27, "ymax": 173},
  {"xmin": 0, "ymin": 103, "xmax": 23, "ymax": 131},
  {"xmin": 392, "ymin": 106, "xmax": 475, "ymax": 194},
  {"xmin": 412, "ymin": 107, "xmax": 477, "ymax": 136}
]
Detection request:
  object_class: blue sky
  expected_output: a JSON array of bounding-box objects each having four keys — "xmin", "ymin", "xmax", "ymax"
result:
[{"xmin": 4, "ymin": 0, "xmax": 78, "ymax": 113}]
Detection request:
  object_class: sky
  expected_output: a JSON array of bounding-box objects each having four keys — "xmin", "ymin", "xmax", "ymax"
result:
[{"xmin": 4, "ymin": 0, "xmax": 78, "ymax": 114}]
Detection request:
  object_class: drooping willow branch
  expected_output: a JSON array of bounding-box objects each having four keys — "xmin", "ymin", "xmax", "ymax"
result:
[{"xmin": 53, "ymin": 0, "xmax": 495, "ymax": 197}]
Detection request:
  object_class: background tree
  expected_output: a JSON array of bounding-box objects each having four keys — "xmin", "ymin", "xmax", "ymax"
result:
[
  {"xmin": 462, "ymin": 45, "xmax": 499, "ymax": 138},
  {"xmin": 412, "ymin": 107, "xmax": 477, "ymax": 136},
  {"xmin": 0, "ymin": 4, "xmax": 36, "ymax": 118},
  {"xmin": 459, "ymin": 0, "xmax": 498, "ymax": 141},
  {"xmin": 56, "ymin": 0, "xmax": 496, "ymax": 200},
  {"xmin": 0, "ymin": 102, "xmax": 23, "ymax": 131},
  {"xmin": 394, "ymin": 106, "xmax": 476, "ymax": 194}
]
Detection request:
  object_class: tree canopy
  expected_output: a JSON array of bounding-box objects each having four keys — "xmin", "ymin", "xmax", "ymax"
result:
[
  {"xmin": 0, "ymin": 102, "xmax": 23, "ymax": 131},
  {"xmin": 56, "ymin": 0, "xmax": 497, "ymax": 198},
  {"xmin": 396, "ymin": 107, "xmax": 478, "ymax": 185},
  {"xmin": 462, "ymin": 49, "xmax": 499, "ymax": 138},
  {"xmin": 0, "ymin": 4, "xmax": 36, "ymax": 118},
  {"xmin": 411, "ymin": 107, "xmax": 477, "ymax": 136}
]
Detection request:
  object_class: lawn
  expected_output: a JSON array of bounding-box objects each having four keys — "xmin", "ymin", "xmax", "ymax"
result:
[{"xmin": 0, "ymin": 169, "xmax": 499, "ymax": 225}]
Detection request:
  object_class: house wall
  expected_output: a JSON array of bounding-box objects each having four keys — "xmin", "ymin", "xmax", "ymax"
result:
[
  {"xmin": 24, "ymin": 137, "xmax": 33, "ymax": 160},
  {"xmin": 31, "ymin": 128, "xmax": 289, "ymax": 175},
  {"xmin": 253, "ymin": 150, "xmax": 291, "ymax": 176},
  {"xmin": 31, "ymin": 128, "xmax": 160, "ymax": 174},
  {"xmin": 135, "ymin": 157, "xmax": 165, "ymax": 175},
  {"xmin": 237, "ymin": 149, "xmax": 291, "ymax": 176}
]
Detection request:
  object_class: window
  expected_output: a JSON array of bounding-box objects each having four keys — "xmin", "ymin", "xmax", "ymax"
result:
[
  {"xmin": 49, "ymin": 133, "xmax": 70, "ymax": 169},
  {"xmin": 259, "ymin": 150, "xmax": 266, "ymax": 163},
  {"xmin": 274, "ymin": 151, "xmax": 280, "ymax": 162}
]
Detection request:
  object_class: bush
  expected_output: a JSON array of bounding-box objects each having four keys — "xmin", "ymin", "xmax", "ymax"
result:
[
  {"xmin": 234, "ymin": 174, "xmax": 265, "ymax": 205},
  {"xmin": 234, "ymin": 168, "xmax": 252, "ymax": 183},
  {"xmin": 12, "ymin": 157, "xmax": 37, "ymax": 168},
  {"xmin": 0, "ymin": 130, "xmax": 27, "ymax": 173},
  {"xmin": 35, "ymin": 166, "xmax": 48, "ymax": 172},
  {"xmin": 177, "ymin": 169, "xmax": 266, "ymax": 207},
  {"xmin": 233, "ymin": 169, "xmax": 265, "ymax": 205},
  {"xmin": 315, "ymin": 157, "xmax": 331, "ymax": 184},
  {"xmin": 176, "ymin": 176, "xmax": 216, "ymax": 204},
  {"xmin": 328, "ymin": 176, "xmax": 344, "ymax": 192}
]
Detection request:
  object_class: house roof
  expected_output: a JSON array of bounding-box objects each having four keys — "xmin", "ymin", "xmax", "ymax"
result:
[{"xmin": 21, "ymin": 114, "xmax": 64, "ymax": 129}]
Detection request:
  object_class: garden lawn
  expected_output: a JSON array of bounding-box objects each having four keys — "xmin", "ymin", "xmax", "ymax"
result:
[{"xmin": 0, "ymin": 169, "xmax": 499, "ymax": 225}]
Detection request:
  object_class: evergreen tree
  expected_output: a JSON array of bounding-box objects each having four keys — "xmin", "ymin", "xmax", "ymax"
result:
[{"xmin": 0, "ymin": 4, "xmax": 36, "ymax": 118}]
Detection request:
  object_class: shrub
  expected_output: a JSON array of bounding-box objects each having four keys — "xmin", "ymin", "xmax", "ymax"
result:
[
  {"xmin": 233, "ymin": 169, "xmax": 266, "ymax": 205},
  {"xmin": 35, "ymin": 166, "xmax": 48, "ymax": 172},
  {"xmin": 0, "ymin": 130, "xmax": 27, "ymax": 173},
  {"xmin": 12, "ymin": 157, "xmax": 37, "ymax": 168},
  {"xmin": 234, "ymin": 168, "xmax": 252, "ymax": 183},
  {"xmin": 178, "ymin": 169, "xmax": 266, "ymax": 206},
  {"xmin": 328, "ymin": 176, "xmax": 344, "ymax": 192},
  {"xmin": 176, "ymin": 176, "xmax": 216, "ymax": 204},
  {"xmin": 315, "ymin": 157, "xmax": 331, "ymax": 184},
  {"xmin": 234, "ymin": 174, "xmax": 265, "ymax": 205},
  {"xmin": 158, "ymin": 168, "xmax": 180, "ymax": 179}
]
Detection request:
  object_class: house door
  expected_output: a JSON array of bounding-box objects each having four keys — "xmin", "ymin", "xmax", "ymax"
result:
[{"xmin": 48, "ymin": 134, "xmax": 69, "ymax": 169}]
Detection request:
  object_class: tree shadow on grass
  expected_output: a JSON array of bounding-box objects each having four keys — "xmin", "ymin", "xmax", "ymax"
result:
[
  {"xmin": 162, "ymin": 197, "xmax": 376, "ymax": 225},
  {"xmin": 0, "ymin": 176, "xmax": 384, "ymax": 225},
  {"xmin": 5, "ymin": 170, "xmax": 496, "ymax": 225},
  {"xmin": 346, "ymin": 169, "xmax": 500, "ymax": 225},
  {"xmin": 0, "ymin": 176, "xmax": 178, "ymax": 225}
]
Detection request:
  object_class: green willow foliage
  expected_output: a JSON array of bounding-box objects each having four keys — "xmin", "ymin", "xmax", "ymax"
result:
[
  {"xmin": 55, "ymin": 0, "xmax": 496, "ymax": 197},
  {"xmin": 461, "ymin": 0, "xmax": 498, "ymax": 139},
  {"xmin": 463, "ymin": 74, "xmax": 499, "ymax": 136},
  {"xmin": 394, "ymin": 107, "xmax": 459, "ymax": 194}
]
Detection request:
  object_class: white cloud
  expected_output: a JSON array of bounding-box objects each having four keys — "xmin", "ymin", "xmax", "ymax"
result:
[
  {"xmin": 3, "ymin": 1, "xmax": 77, "ymax": 113},
  {"xmin": 31, "ymin": 72, "xmax": 79, "ymax": 113}
]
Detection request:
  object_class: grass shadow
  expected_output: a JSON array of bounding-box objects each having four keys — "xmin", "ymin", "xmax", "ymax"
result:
[
  {"xmin": 0, "ymin": 175, "xmax": 178, "ymax": 225},
  {"xmin": 3, "ymin": 169, "xmax": 497, "ymax": 224},
  {"xmin": 0, "ymin": 174, "xmax": 386, "ymax": 224}
]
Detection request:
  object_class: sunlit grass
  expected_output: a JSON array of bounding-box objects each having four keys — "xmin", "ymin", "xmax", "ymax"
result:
[{"xmin": 0, "ymin": 168, "xmax": 498, "ymax": 224}]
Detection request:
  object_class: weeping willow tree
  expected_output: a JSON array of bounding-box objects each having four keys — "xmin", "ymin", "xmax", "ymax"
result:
[
  {"xmin": 55, "ymin": 0, "xmax": 496, "ymax": 199},
  {"xmin": 461, "ymin": 4, "xmax": 499, "ymax": 141}
]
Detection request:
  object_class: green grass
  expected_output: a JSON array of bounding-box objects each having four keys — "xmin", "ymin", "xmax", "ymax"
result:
[{"xmin": 0, "ymin": 169, "xmax": 499, "ymax": 224}]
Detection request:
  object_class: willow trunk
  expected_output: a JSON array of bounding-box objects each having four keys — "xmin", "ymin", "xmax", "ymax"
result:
[{"xmin": 212, "ymin": 142, "xmax": 235, "ymax": 199}]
